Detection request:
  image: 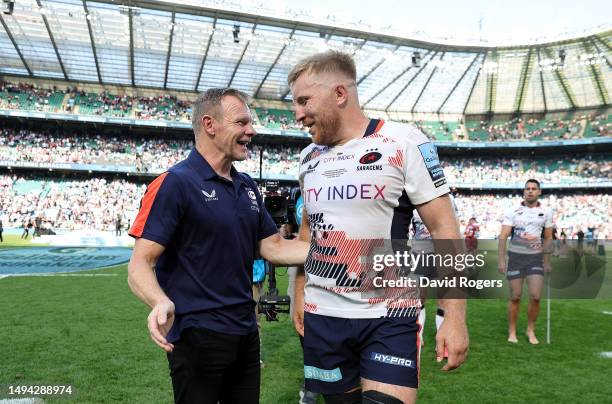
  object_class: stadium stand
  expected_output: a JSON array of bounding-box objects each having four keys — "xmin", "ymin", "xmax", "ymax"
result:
[
  {"xmin": 453, "ymin": 192, "xmax": 612, "ymax": 240},
  {"xmin": 3, "ymin": 81, "xmax": 608, "ymax": 142},
  {"xmin": 254, "ymin": 107, "xmax": 303, "ymax": 130},
  {"xmin": 0, "ymin": 175, "xmax": 145, "ymax": 232},
  {"xmin": 1, "ymin": 128, "xmax": 609, "ymax": 183},
  {"xmin": 463, "ymin": 115, "xmax": 585, "ymax": 141},
  {"xmin": 2, "ymin": 174, "xmax": 609, "ymax": 239}
]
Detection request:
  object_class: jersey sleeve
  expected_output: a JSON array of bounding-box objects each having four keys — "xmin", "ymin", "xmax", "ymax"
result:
[
  {"xmin": 129, "ymin": 171, "xmax": 183, "ymax": 246},
  {"xmin": 502, "ymin": 207, "xmax": 514, "ymax": 226},
  {"xmin": 402, "ymin": 126, "xmax": 450, "ymax": 205}
]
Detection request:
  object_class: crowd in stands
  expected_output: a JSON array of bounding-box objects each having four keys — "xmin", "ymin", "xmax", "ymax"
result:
[
  {"xmin": 1, "ymin": 174, "xmax": 609, "ymax": 239},
  {"xmin": 0, "ymin": 128, "xmax": 190, "ymax": 172},
  {"xmin": 233, "ymin": 145, "xmax": 300, "ymax": 177},
  {"xmin": 2, "ymin": 128, "xmax": 609, "ymax": 183},
  {"xmin": 258, "ymin": 109, "xmax": 303, "ymax": 130},
  {"xmin": 65, "ymin": 90, "xmax": 131, "ymax": 116},
  {"xmin": 0, "ymin": 175, "xmax": 145, "ymax": 232},
  {"xmin": 443, "ymin": 157, "xmax": 611, "ymax": 185},
  {"xmin": 134, "ymin": 95, "xmax": 192, "ymax": 121},
  {"xmin": 0, "ymin": 128, "xmax": 301, "ymax": 177},
  {"xmin": 586, "ymin": 112, "xmax": 610, "ymax": 137},
  {"xmin": 414, "ymin": 120, "xmax": 462, "ymax": 140},
  {"xmin": 0, "ymin": 82, "xmax": 61, "ymax": 112},
  {"xmin": 464, "ymin": 116, "xmax": 584, "ymax": 142},
  {"xmin": 2, "ymin": 81, "xmax": 610, "ymax": 141},
  {"xmin": 453, "ymin": 192, "xmax": 611, "ymax": 240}
]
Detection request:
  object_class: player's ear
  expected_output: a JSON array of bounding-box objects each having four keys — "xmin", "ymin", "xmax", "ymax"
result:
[
  {"xmin": 334, "ymin": 84, "xmax": 348, "ymax": 107},
  {"xmin": 202, "ymin": 114, "xmax": 215, "ymax": 136}
]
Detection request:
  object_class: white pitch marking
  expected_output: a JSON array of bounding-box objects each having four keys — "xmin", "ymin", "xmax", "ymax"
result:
[
  {"xmin": 0, "ymin": 273, "xmax": 118, "ymax": 277},
  {"xmin": 599, "ymin": 352, "xmax": 612, "ymax": 359},
  {"xmin": 602, "ymin": 311, "xmax": 612, "ymax": 316},
  {"xmin": 0, "ymin": 398, "xmax": 45, "ymax": 404}
]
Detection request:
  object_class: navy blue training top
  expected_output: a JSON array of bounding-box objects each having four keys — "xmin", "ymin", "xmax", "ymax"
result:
[{"xmin": 129, "ymin": 148, "xmax": 277, "ymax": 342}]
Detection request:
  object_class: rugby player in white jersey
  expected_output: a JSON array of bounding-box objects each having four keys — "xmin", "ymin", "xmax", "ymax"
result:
[
  {"xmin": 288, "ymin": 51, "xmax": 468, "ymax": 404},
  {"xmin": 498, "ymin": 179, "xmax": 553, "ymax": 344}
]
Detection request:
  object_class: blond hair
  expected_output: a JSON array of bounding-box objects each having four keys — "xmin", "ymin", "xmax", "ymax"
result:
[{"xmin": 287, "ymin": 50, "xmax": 357, "ymax": 86}]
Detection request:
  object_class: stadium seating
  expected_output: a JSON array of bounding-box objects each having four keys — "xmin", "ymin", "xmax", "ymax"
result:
[
  {"xmin": 463, "ymin": 116, "xmax": 584, "ymax": 142},
  {"xmin": 0, "ymin": 82, "xmax": 65, "ymax": 112},
  {"xmin": 584, "ymin": 112, "xmax": 610, "ymax": 137},
  {"xmin": 134, "ymin": 95, "xmax": 192, "ymax": 121},
  {"xmin": 2, "ymin": 174, "xmax": 609, "ymax": 239},
  {"xmin": 1, "ymin": 128, "xmax": 609, "ymax": 183},
  {"xmin": 2, "ymin": 81, "xmax": 610, "ymax": 143},
  {"xmin": 416, "ymin": 121, "xmax": 458, "ymax": 140},
  {"xmin": 254, "ymin": 107, "xmax": 302, "ymax": 130}
]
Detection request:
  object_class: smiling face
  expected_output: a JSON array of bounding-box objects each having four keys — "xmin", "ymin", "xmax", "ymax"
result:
[
  {"xmin": 290, "ymin": 71, "xmax": 342, "ymax": 146},
  {"xmin": 209, "ymin": 95, "xmax": 256, "ymax": 162}
]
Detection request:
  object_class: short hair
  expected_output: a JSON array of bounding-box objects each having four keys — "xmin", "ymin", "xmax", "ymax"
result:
[
  {"xmin": 191, "ymin": 88, "xmax": 250, "ymax": 135},
  {"xmin": 525, "ymin": 179, "xmax": 541, "ymax": 189},
  {"xmin": 287, "ymin": 50, "xmax": 357, "ymax": 86}
]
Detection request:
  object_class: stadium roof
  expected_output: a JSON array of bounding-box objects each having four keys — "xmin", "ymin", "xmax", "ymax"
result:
[{"xmin": 0, "ymin": 0, "xmax": 610, "ymax": 114}]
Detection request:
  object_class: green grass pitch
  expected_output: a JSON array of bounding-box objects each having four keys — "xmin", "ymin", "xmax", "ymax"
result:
[{"xmin": 1, "ymin": 234, "xmax": 611, "ymax": 403}]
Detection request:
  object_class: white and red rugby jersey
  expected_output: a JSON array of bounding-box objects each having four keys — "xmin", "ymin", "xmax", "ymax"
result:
[
  {"xmin": 502, "ymin": 202, "xmax": 553, "ymax": 255},
  {"xmin": 299, "ymin": 119, "xmax": 449, "ymax": 318}
]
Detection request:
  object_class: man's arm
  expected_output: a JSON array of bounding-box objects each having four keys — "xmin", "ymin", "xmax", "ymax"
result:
[
  {"xmin": 542, "ymin": 227, "xmax": 553, "ymax": 272},
  {"xmin": 416, "ymin": 194, "xmax": 468, "ymax": 371},
  {"xmin": 259, "ymin": 233, "xmax": 309, "ymax": 266},
  {"xmin": 128, "ymin": 238, "xmax": 175, "ymax": 352},
  {"xmin": 498, "ymin": 225, "xmax": 512, "ymax": 273},
  {"xmin": 292, "ymin": 210, "xmax": 311, "ymax": 336}
]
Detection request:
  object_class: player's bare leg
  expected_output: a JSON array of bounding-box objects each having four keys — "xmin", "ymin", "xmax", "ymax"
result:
[
  {"xmin": 362, "ymin": 378, "xmax": 417, "ymax": 404},
  {"xmin": 525, "ymin": 275, "xmax": 544, "ymax": 344},
  {"xmin": 507, "ymin": 278, "xmax": 524, "ymax": 343}
]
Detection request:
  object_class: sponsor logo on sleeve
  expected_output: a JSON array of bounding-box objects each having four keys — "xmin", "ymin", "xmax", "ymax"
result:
[{"xmin": 417, "ymin": 142, "xmax": 446, "ymax": 187}]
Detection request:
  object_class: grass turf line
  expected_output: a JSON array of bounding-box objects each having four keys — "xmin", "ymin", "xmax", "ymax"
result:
[{"xmin": 1, "ymin": 239, "xmax": 611, "ymax": 403}]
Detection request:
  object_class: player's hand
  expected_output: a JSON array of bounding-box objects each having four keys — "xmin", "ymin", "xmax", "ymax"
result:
[
  {"xmin": 147, "ymin": 299, "xmax": 175, "ymax": 352},
  {"xmin": 543, "ymin": 261, "xmax": 552, "ymax": 273},
  {"xmin": 436, "ymin": 318, "xmax": 469, "ymax": 371},
  {"xmin": 293, "ymin": 304, "xmax": 304, "ymax": 337},
  {"xmin": 498, "ymin": 262, "xmax": 507, "ymax": 274}
]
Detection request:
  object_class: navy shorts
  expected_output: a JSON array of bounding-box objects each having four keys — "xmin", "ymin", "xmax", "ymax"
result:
[
  {"xmin": 303, "ymin": 312, "xmax": 421, "ymax": 394},
  {"xmin": 506, "ymin": 251, "xmax": 544, "ymax": 280}
]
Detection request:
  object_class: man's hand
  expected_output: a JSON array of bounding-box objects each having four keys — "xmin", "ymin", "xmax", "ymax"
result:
[
  {"xmin": 498, "ymin": 260, "xmax": 507, "ymax": 274},
  {"xmin": 147, "ymin": 299, "xmax": 176, "ymax": 352},
  {"xmin": 543, "ymin": 260, "xmax": 552, "ymax": 273},
  {"xmin": 435, "ymin": 317, "xmax": 469, "ymax": 371},
  {"xmin": 293, "ymin": 303, "xmax": 304, "ymax": 337}
]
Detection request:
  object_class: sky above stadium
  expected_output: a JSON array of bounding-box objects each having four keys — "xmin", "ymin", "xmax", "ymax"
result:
[{"xmin": 221, "ymin": 0, "xmax": 611, "ymax": 45}]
